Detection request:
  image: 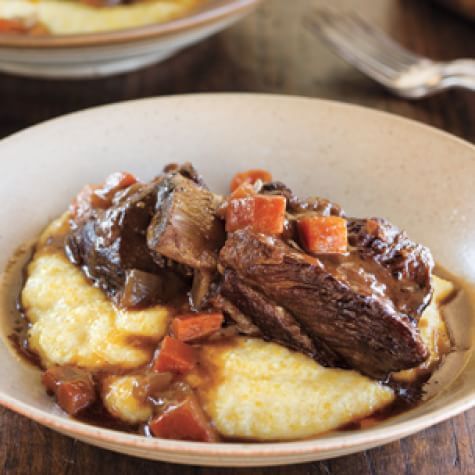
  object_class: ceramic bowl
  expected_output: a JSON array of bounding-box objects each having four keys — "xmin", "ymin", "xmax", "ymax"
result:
[
  {"xmin": 0, "ymin": 94, "xmax": 474, "ymax": 466},
  {"xmin": 0, "ymin": 0, "xmax": 261, "ymax": 79}
]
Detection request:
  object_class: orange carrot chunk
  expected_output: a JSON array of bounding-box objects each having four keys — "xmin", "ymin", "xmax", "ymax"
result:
[
  {"xmin": 225, "ymin": 197, "xmax": 255, "ymax": 232},
  {"xmin": 103, "ymin": 171, "xmax": 138, "ymax": 190},
  {"xmin": 0, "ymin": 19, "xmax": 28, "ymax": 34},
  {"xmin": 154, "ymin": 336, "xmax": 197, "ymax": 374},
  {"xmin": 70, "ymin": 171, "xmax": 138, "ymax": 220},
  {"xmin": 56, "ymin": 380, "xmax": 96, "ymax": 416},
  {"xmin": 149, "ymin": 395, "xmax": 218, "ymax": 442},
  {"xmin": 172, "ymin": 313, "xmax": 224, "ymax": 343},
  {"xmin": 253, "ymin": 194, "xmax": 286, "ymax": 235},
  {"xmin": 229, "ymin": 181, "xmax": 257, "ymax": 200},
  {"xmin": 297, "ymin": 216, "xmax": 348, "ymax": 254},
  {"xmin": 93, "ymin": 171, "xmax": 138, "ymax": 203},
  {"xmin": 70, "ymin": 184, "xmax": 103, "ymax": 220},
  {"xmin": 41, "ymin": 366, "xmax": 96, "ymax": 416},
  {"xmin": 225, "ymin": 195, "xmax": 286, "ymax": 235},
  {"xmin": 230, "ymin": 169, "xmax": 272, "ymax": 192}
]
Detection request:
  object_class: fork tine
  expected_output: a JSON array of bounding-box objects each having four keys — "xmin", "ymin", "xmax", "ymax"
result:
[
  {"xmin": 329, "ymin": 13, "xmax": 417, "ymax": 71},
  {"xmin": 319, "ymin": 12, "xmax": 404, "ymax": 74},
  {"xmin": 306, "ymin": 10, "xmax": 399, "ymax": 83},
  {"xmin": 344, "ymin": 13, "xmax": 424, "ymax": 68},
  {"xmin": 306, "ymin": 8, "xmax": 429, "ymax": 84}
]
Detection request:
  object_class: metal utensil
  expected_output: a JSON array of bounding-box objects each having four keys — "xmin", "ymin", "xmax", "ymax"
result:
[{"xmin": 305, "ymin": 8, "xmax": 475, "ymax": 98}]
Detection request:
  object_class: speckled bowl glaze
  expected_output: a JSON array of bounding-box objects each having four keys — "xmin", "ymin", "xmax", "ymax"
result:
[
  {"xmin": 0, "ymin": 0, "xmax": 261, "ymax": 78},
  {"xmin": 0, "ymin": 94, "xmax": 474, "ymax": 466}
]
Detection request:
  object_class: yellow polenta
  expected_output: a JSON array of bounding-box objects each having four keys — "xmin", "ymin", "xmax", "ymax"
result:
[
  {"xmin": 188, "ymin": 338, "xmax": 395, "ymax": 440},
  {"xmin": 21, "ymin": 216, "xmax": 171, "ymax": 370},
  {"xmin": 0, "ymin": 0, "xmax": 200, "ymax": 35},
  {"xmin": 102, "ymin": 375, "xmax": 152, "ymax": 424}
]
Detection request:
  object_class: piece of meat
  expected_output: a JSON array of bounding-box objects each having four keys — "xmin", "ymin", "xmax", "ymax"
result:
[
  {"xmin": 190, "ymin": 269, "xmax": 214, "ymax": 310},
  {"xmin": 147, "ymin": 172, "xmax": 225, "ymax": 271},
  {"xmin": 347, "ymin": 218, "xmax": 433, "ymax": 318},
  {"xmin": 210, "ymin": 294, "xmax": 261, "ymax": 336},
  {"xmin": 219, "ymin": 229, "xmax": 430, "ymax": 378},
  {"xmin": 162, "ymin": 162, "xmax": 208, "ymax": 188},
  {"xmin": 66, "ymin": 165, "xmax": 221, "ymax": 307},
  {"xmin": 119, "ymin": 269, "xmax": 185, "ymax": 309},
  {"xmin": 220, "ymin": 270, "xmax": 343, "ymax": 363},
  {"xmin": 66, "ymin": 182, "xmax": 162, "ymax": 297}
]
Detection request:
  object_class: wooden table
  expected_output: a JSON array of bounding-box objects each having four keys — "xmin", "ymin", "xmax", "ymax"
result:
[{"xmin": 1, "ymin": 0, "xmax": 474, "ymax": 473}]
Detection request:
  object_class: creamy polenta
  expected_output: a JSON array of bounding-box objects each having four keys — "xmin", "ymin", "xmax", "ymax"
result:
[
  {"xmin": 0, "ymin": 0, "xmax": 201, "ymax": 35},
  {"xmin": 22, "ymin": 215, "xmax": 171, "ymax": 370}
]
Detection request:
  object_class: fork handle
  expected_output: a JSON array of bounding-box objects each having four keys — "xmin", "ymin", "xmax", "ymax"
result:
[
  {"xmin": 441, "ymin": 59, "xmax": 475, "ymax": 78},
  {"xmin": 442, "ymin": 76, "xmax": 475, "ymax": 92},
  {"xmin": 438, "ymin": 60, "xmax": 475, "ymax": 92}
]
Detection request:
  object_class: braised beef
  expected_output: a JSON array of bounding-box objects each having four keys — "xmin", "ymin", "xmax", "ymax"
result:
[
  {"xmin": 210, "ymin": 294, "xmax": 261, "ymax": 336},
  {"xmin": 66, "ymin": 182, "xmax": 161, "ymax": 298},
  {"xmin": 347, "ymin": 218, "xmax": 433, "ymax": 317},
  {"xmin": 147, "ymin": 172, "xmax": 224, "ymax": 271},
  {"xmin": 65, "ymin": 164, "xmax": 223, "ymax": 308},
  {"xmin": 119, "ymin": 269, "xmax": 185, "ymax": 309},
  {"xmin": 190, "ymin": 269, "xmax": 214, "ymax": 309},
  {"xmin": 219, "ymin": 230, "xmax": 430, "ymax": 378},
  {"xmin": 162, "ymin": 162, "xmax": 208, "ymax": 188},
  {"xmin": 221, "ymin": 269, "xmax": 340, "ymax": 362}
]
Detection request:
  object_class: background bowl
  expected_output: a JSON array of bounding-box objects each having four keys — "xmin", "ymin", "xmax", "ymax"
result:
[
  {"xmin": 0, "ymin": 94, "xmax": 474, "ymax": 466},
  {"xmin": 0, "ymin": 0, "xmax": 261, "ymax": 79}
]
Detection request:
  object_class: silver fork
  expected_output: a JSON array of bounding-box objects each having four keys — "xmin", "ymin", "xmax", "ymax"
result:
[{"xmin": 305, "ymin": 8, "xmax": 475, "ymax": 99}]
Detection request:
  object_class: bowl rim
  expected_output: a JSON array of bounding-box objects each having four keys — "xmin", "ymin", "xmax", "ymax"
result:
[
  {"xmin": 1, "ymin": 93, "xmax": 475, "ymax": 461},
  {"xmin": 0, "ymin": 0, "xmax": 261, "ymax": 49},
  {"xmin": 1, "ymin": 389, "xmax": 475, "ymax": 458}
]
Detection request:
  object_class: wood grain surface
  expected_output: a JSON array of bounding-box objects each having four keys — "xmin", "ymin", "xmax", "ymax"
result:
[{"xmin": 1, "ymin": 0, "xmax": 475, "ymax": 474}]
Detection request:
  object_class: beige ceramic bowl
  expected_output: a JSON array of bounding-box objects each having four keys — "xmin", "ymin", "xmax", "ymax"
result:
[
  {"xmin": 0, "ymin": 0, "xmax": 261, "ymax": 78},
  {"xmin": 0, "ymin": 94, "xmax": 474, "ymax": 466}
]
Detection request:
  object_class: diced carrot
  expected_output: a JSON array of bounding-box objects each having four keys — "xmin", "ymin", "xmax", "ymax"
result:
[
  {"xmin": 230, "ymin": 169, "xmax": 272, "ymax": 192},
  {"xmin": 154, "ymin": 336, "xmax": 197, "ymax": 374},
  {"xmin": 149, "ymin": 395, "xmax": 218, "ymax": 442},
  {"xmin": 70, "ymin": 184, "xmax": 103, "ymax": 220},
  {"xmin": 56, "ymin": 380, "xmax": 96, "ymax": 416},
  {"xmin": 253, "ymin": 195, "xmax": 286, "ymax": 234},
  {"xmin": 297, "ymin": 215, "xmax": 348, "ymax": 254},
  {"xmin": 225, "ymin": 197, "xmax": 255, "ymax": 232},
  {"xmin": 225, "ymin": 195, "xmax": 286, "ymax": 235},
  {"xmin": 70, "ymin": 171, "xmax": 137, "ymax": 220},
  {"xmin": 93, "ymin": 171, "xmax": 138, "ymax": 203},
  {"xmin": 365, "ymin": 219, "xmax": 380, "ymax": 237},
  {"xmin": 172, "ymin": 313, "xmax": 224, "ymax": 342},
  {"xmin": 229, "ymin": 182, "xmax": 257, "ymax": 200},
  {"xmin": 0, "ymin": 19, "xmax": 27, "ymax": 34},
  {"xmin": 41, "ymin": 366, "xmax": 96, "ymax": 416},
  {"xmin": 103, "ymin": 171, "xmax": 138, "ymax": 190}
]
